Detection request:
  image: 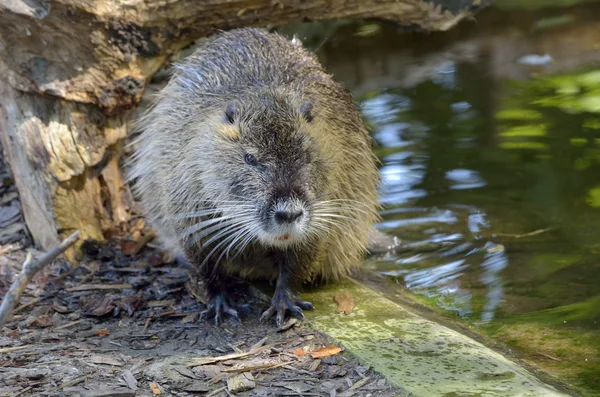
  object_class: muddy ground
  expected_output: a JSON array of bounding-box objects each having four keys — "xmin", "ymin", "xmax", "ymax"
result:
[{"xmin": 0, "ymin": 238, "xmax": 405, "ymax": 397}]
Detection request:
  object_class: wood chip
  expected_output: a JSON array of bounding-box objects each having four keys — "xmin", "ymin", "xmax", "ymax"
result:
[
  {"xmin": 349, "ymin": 376, "xmax": 370, "ymax": 390},
  {"xmin": 181, "ymin": 312, "xmax": 199, "ymax": 323},
  {"xmin": 309, "ymin": 359, "xmax": 321, "ymax": 372},
  {"xmin": 277, "ymin": 317, "xmax": 299, "ymax": 331},
  {"xmin": 122, "ymin": 370, "xmax": 138, "ymax": 390},
  {"xmin": 89, "ymin": 354, "xmax": 123, "ymax": 367},
  {"xmin": 227, "ymin": 372, "xmax": 256, "ymax": 393},
  {"xmin": 149, "ymin": 381, "xmax": 161, "ymax": 395},
  {"xmin": 249, "ymin": 336, "xmax": 268, "ymax": 350},
  {"xmin": 146, "ymin": 299, "xmax": 176, "ymax": 308},
  {"xmin": 334, "ymin": 291, "xmax": 355, "ymax": 315},
  {"xmin": 310, "ymin": 346, "xmax": 342, "ymax": 359},
  {"xmin": 96, "ymin": 329, "xmax": 110, "ymax": 337}
]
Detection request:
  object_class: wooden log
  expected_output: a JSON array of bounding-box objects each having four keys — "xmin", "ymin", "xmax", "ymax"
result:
[
  {"xmin": 0, "ymin": 0, "xmax": 492, "ymax": 256},
  {"xmin": 0, "ymin": 83, "xmax": 130, "ymax": 258}
]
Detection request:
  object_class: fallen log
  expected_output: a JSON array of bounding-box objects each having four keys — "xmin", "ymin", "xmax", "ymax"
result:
[{"xmin": 0, "ymin": 0, "xmax": 492, "ymax": 258}]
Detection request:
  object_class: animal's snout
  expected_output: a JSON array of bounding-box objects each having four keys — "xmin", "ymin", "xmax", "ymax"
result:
[{"xmin": 274, "ymin": 209, "xmax": 303, "ymax": 224}]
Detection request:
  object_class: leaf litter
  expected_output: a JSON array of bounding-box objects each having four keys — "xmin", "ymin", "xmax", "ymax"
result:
[{"xmin": 1, "ymin": 230, "xmax": 401, "ymax": 396}]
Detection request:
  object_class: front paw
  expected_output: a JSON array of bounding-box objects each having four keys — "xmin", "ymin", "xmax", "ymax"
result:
[
  {"xmin": 200, "ymin": 293, "xmax": 251, "ymax": 326},
  {"xmin": 260, "ymin": 289, "xmax": 315, "ymax": 327}
]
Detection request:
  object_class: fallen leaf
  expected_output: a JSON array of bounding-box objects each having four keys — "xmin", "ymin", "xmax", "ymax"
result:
[
  {"xmin": 118, "ymin": 295, "xmax": 143, "ymax": 316},
  {"xmin": 149, "ymin": 381, "xmax": 161, "ymax": 395},
  {"xmin": 227, "ymin": 373, "xmax": 255, "ymax": 393},
  {"xmin": 294, "ymin": 348, "xmax": 306, "ymax": 357},
  {"xmin": 149, "ymin": 252, "xmax": 166, "ymax": 267},
  {"xmin": 32, "ymin": 315, "xmax": 54, "ymax": 328},
  {"xmin": 120, "ymin": 240, "xmax": 138, "ymax": 256},
  {"xmin": 96, "ymin": 329, "xmax": 110, "ymax": 337},
  {"xmin": 310, "ymin": 346, "xmax": 342, "ymax": 359},
  {"xmin": 333, "ymin": 291, "xmax": 355, "ymax": 315},
  {"xmin": 81, "ymin": 295, "xmax": 115, "ymax": 316}
]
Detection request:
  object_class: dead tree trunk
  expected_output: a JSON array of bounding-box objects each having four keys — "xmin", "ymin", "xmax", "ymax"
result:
[{"xmin": 0, "ymin": 0, "xmax": 492, "ymax": 260}]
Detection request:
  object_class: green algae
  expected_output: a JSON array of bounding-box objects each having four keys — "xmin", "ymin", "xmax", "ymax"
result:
[{"xmin": 301, "ymin": 279, "xmax": 569, "ymax": 397}]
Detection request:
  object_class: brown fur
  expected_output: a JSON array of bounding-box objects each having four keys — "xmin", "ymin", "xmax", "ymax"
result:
[{"xmin": 128, "ymin": 28, "xmax": 380, "ymax": 322}]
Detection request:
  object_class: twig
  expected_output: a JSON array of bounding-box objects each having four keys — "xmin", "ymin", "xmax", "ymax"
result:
[
  {"xmin": 15, "ymin": 296, "xmax": 48, "ymax": 313},
  {"xmin": 65, "ymin": 283, "xmax": 132, "ymax": 292},
  {"xmin": 187, "ymin": 341, "xmax": 286, "ymax": 367},
  {"xmin": 131, "ymin": 231, "xmax": 155, "ymax": 256},
  {"xmin": 494, "ymin": 228, "xmax": 553, "ymax": 239},
  {"xmin": 221, "ymin": 361, "xmax": 288, "ymax": 373},
  {"xmin": 0, "ymin": 230, "xmax": 80, "ymax": 329},
  {"xmin": 54, "ymin": 319, "xmax": 82, "ymax": 330},
  {"xmin": 0, "ymin": 345, "xmax": 34, "ymax": 354},
  {"xmin": 54, "ymin": 373, "xmax": 93, "ymax": 391},
  {"xmin": 11, "ymin": 385, "xmax": 32, "ymax": 397},
  {"xmin": 206, "ymin": 386, "xmax": 227, "ymax": 397}
]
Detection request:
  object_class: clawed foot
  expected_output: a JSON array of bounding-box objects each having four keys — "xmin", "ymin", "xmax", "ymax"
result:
[
  {"xmin": 200, "ymin": 294, "xmax": 252, "ymax": 326},
  {"xmin": 260, "ymin": 289, "xmax": 315, "ymax": 327}
]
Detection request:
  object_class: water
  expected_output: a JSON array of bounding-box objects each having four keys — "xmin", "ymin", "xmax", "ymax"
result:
[{"xmin": 279, "ymin": 2, "xmax": 600, "ymax": 394}]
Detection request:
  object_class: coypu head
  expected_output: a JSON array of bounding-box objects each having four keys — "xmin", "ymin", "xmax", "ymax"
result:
[{"xmin": 193, "ymin": 92, "xmax": 331, "ymax": 250}]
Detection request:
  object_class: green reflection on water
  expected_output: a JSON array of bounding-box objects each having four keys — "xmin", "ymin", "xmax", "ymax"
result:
[
  {"xmin": 362, "ymin": 60, "xmax": 600, "ymax": 395},
  {"xmin": 277, "ymin": 6, "xmax": 600, "ymax": 394}
]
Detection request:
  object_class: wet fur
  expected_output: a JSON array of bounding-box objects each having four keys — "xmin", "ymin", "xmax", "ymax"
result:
[{"xmin": 129, "ymin": 28, "xmax": 380, "ymax": 299}]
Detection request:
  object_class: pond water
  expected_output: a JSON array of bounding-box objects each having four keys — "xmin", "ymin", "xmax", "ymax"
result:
[{"xmin": 279, "ymin": 2, "xmax": 600, "ymax": 395}]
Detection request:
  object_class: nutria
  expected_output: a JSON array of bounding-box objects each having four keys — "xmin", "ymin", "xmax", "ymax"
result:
[{"xmin": 129, "ymin": 28, "xmax": 380, "ymax": 326}]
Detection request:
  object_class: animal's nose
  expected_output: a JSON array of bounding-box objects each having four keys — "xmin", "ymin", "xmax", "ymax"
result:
[{"xmin": 274, "ymin": 210, "xmax": 303, "ymax": 224}]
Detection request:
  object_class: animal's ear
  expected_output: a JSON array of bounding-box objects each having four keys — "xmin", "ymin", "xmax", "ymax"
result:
[
  {"xmin": 225, "ymin": 103, "xmax": 237, "ymax": 124},
  {"xmin": 300, "ymin": 101, "xmax": 314, "ymax": 123}
]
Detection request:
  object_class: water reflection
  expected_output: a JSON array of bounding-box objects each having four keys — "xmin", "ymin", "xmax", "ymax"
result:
[{"xmin": 278, "ymin": 2, "xmax": 600, "ymax": 392}]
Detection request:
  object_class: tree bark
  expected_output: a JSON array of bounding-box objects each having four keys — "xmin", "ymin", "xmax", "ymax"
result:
[{"xmin": 0, "ymin": 0, "xmax": 492, "ymax": 258}]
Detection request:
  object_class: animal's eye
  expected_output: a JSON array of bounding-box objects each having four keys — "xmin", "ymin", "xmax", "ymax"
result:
[{"xmin": 244, "ymin": 153, "xmax": 259, "ymax": 166}]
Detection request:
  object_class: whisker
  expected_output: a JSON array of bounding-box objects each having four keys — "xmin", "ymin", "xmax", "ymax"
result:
[{"xmin": 182, "ymin": 215, "xmax": 237, "ymax": 237}]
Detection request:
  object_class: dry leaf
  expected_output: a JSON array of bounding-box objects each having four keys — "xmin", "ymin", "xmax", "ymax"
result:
[
  {"xmin": 149, "ymin": 381, "xmax": 161, "ymax": 395},
  {"xmin": 120, "ymin": 240, "xmax": 138, "ymax": 256},
  {"xmin": 118, "ymin": 295, "xmax": 143, "ymax": 316},
  {"xmin": 32, "ymin": 315, "xmax": 54, "ymax": 328},
  {"xmin": 333, "ymin": 291, "xmax": 355, "ymax": 315},
  {"xmin": 96, "ymin": 329, "xmax": 110, "ymax": 337},
  {"xmin": 310, "ymin": 346, "xmax": 342, "ymax": 359},
  {"xmin": 81, "ymin": 295, "xmax": 115, "ymax": 316},
  {"xmin": 294, "ymin": 348, "xmax": 305, "ymax": 357},
  {"xmin": 227, "ymin": 373, "xmax": 255, "ymax": 393}
]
